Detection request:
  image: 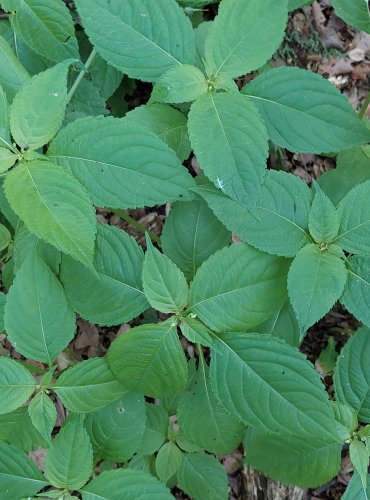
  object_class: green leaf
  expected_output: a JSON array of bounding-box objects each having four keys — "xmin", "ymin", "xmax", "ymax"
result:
[
  {"xmin": 178, "ymin": 452, "xmax": 228, "ymax": 500},
  {"xmin": 10, "ymin": 61, "xmax": 71, "ymax": 151},
  {"xmin": 341, "ymin": 256, "xmax": 370, "ymax": 327},
  {"xmin": 178, "ymin": 357, "xmax": 245, "ymax": 454},
  {"xmin": 332, "ymin": 0, "xmax": 370, "ymax": 33},
  {"xmin": 151, "ymin": 65, "xmax": 207, "ymax": 104},
  {"xmin": 143, "ymin": 236, "xmax": 189, "ymax": 313},
  {"xmin": 0, "ymin": 85, "xmax": 12, "ymax": 149},
  {"xmin": 0, "ymin": 441, "xmax": 47, "ymax": 499},
  {"xmin": 161, "ymin": 199, "xmax": 231, "ymax": 280},
  {"xmin": 245, "ymin": 428, "xmax": 341, "ymax": 488},
  {"xmin": 4, "ymin": 250, "xmax": 76, "ymax": 364},
  {"xmin": 65, "ymin": 79, "xmax": 108, "ymax": 125},
  {"xmin": 336, "ymin": 181, "xmax": 370, "ymax": 255},
  {"xmin": 334, "ymin": 327, "xmax": 370, "ymax": 422},
  {"xmin": 9, "ymin": 0, "xmax": 79, "ymax": 62},
  {"xmin": 319, "ymin": 337, "xmax": 338, "ymax": 373},
  {"xmin": 350, "ymin": 440, "xmax": 369, "ymax": 492},
  {"xmin": 189, "ymin": 243, "xmax": 289, "ymax": 332},
  {"xmin": 210, "ymin": 333, "xmax": 340, "ymax": 442},
  {"xmin": 180, "ymin": 316, "xmax": 219, "ymax": 350},
  {"xmin": 125, "ymin": 103, "xmax": 191, "ymax": 162},
  {"xmin": 27, "ymin": 392, "xmax": 56, "ymax": 444},
  {"xmin": 0, "ymin": 291, "xmax": 6, "ymax": 333},
  {"xmin": 54, "ymin": 358, "xmax": 127, "ymax": 413},
  {"xmin": 155, "ymin": 442, "xmax": 183, "ymax": 483},
  {"xmin": 0, "ymin": 407, "xmax": 47, "ymax": 452},
  {"xmin": 254, "ymin": 301, "xmax": 302, "ymax": 347},
  {"xmin": 288, "ymin": 0, "xmax": 311, "ymax": 9},
  {"xmin": 81, "ymin": 469, "xmax": 174, "ymax": 499},
  {"xmin": 60, "ymin": 224, "xmax": 148, "ymax": 326},
  {"xmin": 4, "ymin": 160, "xmax": 96, "ymax": 268},
  {"xmin": 45, "ymin": 414, "xmax": 93, "ymax": 490},
  {"xmin": 85, "ymin": 393, "xmax": 146, "ymax": 462},
  {"xmin": 108, "ymin": 323, "xmax": 188, "ymax": 398},
  {"xmin": 242, "ymin": 67, "xmax": 370, "ymax": 153},
  {"xmin": 138, "ymin": 403, "xmax": 168, "ymax": 455},
  {"xmin": 343, "ymin": 472, "xmax": 370, "ymax": 500},
  {"xmin": 74, "ymin": 0, "xmax": 195, "ymax": 82},
  {"xmin": 288, "ymin": 244, "xmax": 347, "ymax": 331},
  {"xmin": 309, "ymin": 181, "xmax": 339, "ymax": 244},
  {"xmin": 332, "ymin": 402, "xmax": 358, "ymax": 442},
  {"xmin": 0, "ymin": 357, "xmax": 35, "ymax": 415},
  {"xmin": 188, "ymin": 92, "xmax": 268, "ymax": 205},
  {"xmin": 194, "ymin": 21, "xmax": 211, "ymax": 72},
  {"xmin": 0, "ymin": 34, "xmax": 30, "ymax": 102},
  {"xmin": 0, "ymin": 222, "xmax": 11, "ymax": 251},
  {"xmin": 0, "ymin": 148, "xmax": 17, "ymax": 173},
  {"xmin": 48, "ymin": 116, "xmax": 195, "ymax": 209},
  {"xmin": 195, "ymin": 170, "xmax": 312, "ymax": 257},
  {"xmin": 204, "ymin": 0, "xmax": 288, "ymax": 78}
]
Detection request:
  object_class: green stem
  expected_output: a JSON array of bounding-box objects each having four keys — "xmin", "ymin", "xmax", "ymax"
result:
[
  {"xmin": 359, "ymin": 90, "xmax": 370, "ymax": 120},
  {"xmin": 111, "ymin": 208, "xmax": 162, "ymax": 246},
  {"xmin": 67, "ymin": 48, "xmax": 97, "ymax": 103}
]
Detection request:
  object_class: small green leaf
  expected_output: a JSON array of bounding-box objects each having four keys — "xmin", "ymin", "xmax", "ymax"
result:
[
  {"xmin": 155, "ymin": 442, "xmax": 183, "ymax": 483},
  {"xmin": 27, "ymin": 392, "xmax": 56, "ymax": 444},
  {"xmin": 350, "ymin": 440, "xmax": 369, "ymax": 492},
  {"xmin": 0, "ymin": 292, "xmax": 6, "ymax": 333},
  {"xmin": 332, "ymin": 402, "xmax": 358, "ymax": 442},
  {"xmin": 138, "ymin": 403, "xmax": 168, "ymax": 455},
  {"xmin": 342, "ymin": 256, "xmax": 370, "ymax": 327},
  {"xmin": 332, "ymin": 0, "xmax": 370, "ymax": 33},
  {"xmin": 0, "ymin": 86, "xmax": 12, "ymax": 149},
  {"xmin": 151, "ymin": 64, "xmax": 207, "ymax": 104},
  {"xmin": 64, "ymin": 78, "xmax": 108, "ymax": 125},
  {"xmin": 0, "ymin": 357, "xmax": 36, "ymax": 415},
  {"xmin": 309, "ymin": 181, "xmax": 339, "ymax": 243},
  {"xmin": 319, "ymin": 337, "xmax": 338, "ymax": 373},
  {"xmin": 0, "ymin": 148, "xmax": 17, "ymax": 173},
  {"xmin": 180, "ymin": 316, "xmax": 219, "ymax": 350},
  {"xmin": 0, "ymin": 222, "xmax": 11, "ymax": 251},
  {"xmin": 0, "ymin": 34, "xmax": 30, "ymax": 102}
]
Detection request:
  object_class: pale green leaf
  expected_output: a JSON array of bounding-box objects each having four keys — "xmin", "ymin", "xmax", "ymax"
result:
[
  {"xmin": 81, "ymin": 469, "xmax": 174, "ymax": 500},
  {"xmin": 47, "ymin": 116, "xmax": 195, "ymax": 209},
  {"xmin": 288, "ymin": 244, "xmax": 347, "ymax": 331},
  {"xmin": 341, "ymin": 256, "xmax": 370, "ymax": 327},
  {"xmin": 189, "ymin": 243, "xmax": 289, "ymax": 332},
  {"xmin": 195, "ymin": 170, "xmax": 312, "ymax": 257},
  {"xmin": 178, "ymin": 452, "xmax": 228, "ymax": 500},
  {"xmin": 85, "ymin": 393, "xmax": 146, "ymax": 462},
  {"xmin": 188, "ymin": 92, "xmax": 268, "ymax": 205},
  {"xmin": 334, "ymin": 327, "xmax": 370, "ymax": 422},
  {"xmin": 143, "ymin": 236, "xmax": 189, "ymax": 313},
  {"xmin": 155, "ymin": 442, "xmax": 183, "ymax": 483},
  {"xmin": 10, "ymin": 61, "xmax": 71, "ymax": 151},
  {"xmin": 210, "ymin": 333, "xmax": 340, "ymax": 442},
  {"xmin": 4, "ymin": 160, "xmax": 96, "ymax": 268},
  {"xmin": 54, "ymin": 358, "xmax": 127, "ymax": 413},
  {"xmin": 243, "ymin": 67, "xmax": 370, "ymax": 153},
  {"xmin": 27, "ymin": 392, "xmax": 56, "ymax": 444},
  {"xmin": 74, "ymin": 0, "xmax": 195, "ymax": 82},
  {"xmin": 204, "ymin": 0, "xmax": 288, "ymax": 78},
  {"xmin": 0, "ymin": 34, "xmax": 30, "ymax": 101},
  {"xmin": 332, "ymin": 402, "xmax": 358, "ymax": 442},
  {"xmin": 0, "ymin": 357, "xmax": 35, "ymax": 415},
  {"xmin": 138, "ymin": 403, "xmax": 168, "ymax": 455},
  {"xmin": 151, "ymin": 65, "xmax": 207, "ymax": 104},
  {"xmin": 4, "ymin": 250, "xmax": 76, "ymax": 364},
  {"xmin": 254, "ymin": 301, "xmax": 302, "ymax": 347},
  {"xmin": 0, "ymin": 148, "xmax": 17, "ymax": 173},
  {"xmin": 180, "ymin": 316, "xmax": 219, "ymax": 350},
  {"xmin": 60, "ymin": 224, "xmax": 148, "ymax": 326},
  {"xmin": 108, "ymin": 323, "xmax": 188, "ymax": 398},
  {"xmin": 0, "ymin": 407, "xmax": 46, "ymax": 452},
  {"xmin": 309, "ymin": 181, "xmax": 339, "ymax": 243},
  {"xmin": 10, "ymin": 0, "xmax": 79, "ymax": 62},
  {"xmin": 332, "ymin": 0, "xmax": 370, "ymax": 33},
  {"xmin": 45, "ymin": 414, "xmax": 93, "ymax": 490},
  {"xmin": 161, "ymin": 199, "xmax": 231, "ymax": 280},
  {"xmin": 0, "ymin": 85, "xmax": 12, "ymax": 149},
  {"xmin": 0, "ymin": 222, "xmax": 11, "ymax": 250},
  {"xmin": 0, "ymin": 441, "xmax": 47, "ymax": 499},
  {"xmin": 350, "ymin": 440, "xmax": 369, "ymax": 492}
]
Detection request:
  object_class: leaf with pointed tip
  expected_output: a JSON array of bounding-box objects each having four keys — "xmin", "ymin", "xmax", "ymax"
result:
[
  {"xmin": 332, "ymin": 0, "xmax": 370, "ymax": 33},
  {"xmin": 0, "ymin": 34, "xmax": 30, "ymax": 101},
  {"xmin": 155, "ymin": 442, "xmax": 183, "ymax": 483},
  {"xmin": 332, "ymin": 402, "xmax": 358, "ymax": 442},
  {"xmin": 151, "ymin": 65, "xmax": 207, "ymax": 104},
  {"xmin": 254, "ymin": 301, "xmax": 302, "ymax": 347},
  {"xmin": 341, "ymin": 256, "xmax": 370, "ymax": 327},
  {"xmin": 309, "ymin": 181, "xmax": 339, "ymax": 243},
  {"xmin": 0, "ymin": 357, "xmax": 36, "ymax": 415},
  {"xmin": 27, "ymin": 392, "xmax": 56, "ymax": 444},
  {"xmin": 180, "ymin": 317, "xmax": 219, "ymax": 350}
]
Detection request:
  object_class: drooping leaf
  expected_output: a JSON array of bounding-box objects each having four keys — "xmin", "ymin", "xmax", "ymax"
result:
[
  {"xmin": 342, "ymin": 256, "xmax": 370, "ymax": 327},
  {"xmin": 4, "ymin": 250, "xmax": 76, "ymax": 364},
  {"xmin": 75, "ymin": 0, "xmax": 195, "ymax": 82},
  {"xmin": 54, "ymin": 358, "xmax": 127, "ymax": 413},
  {"xmin": 108, "ymin": 323, "xmax": 188, "ymax": 398},
  {"xmin": 151, "ymin": 65, "xmax": 207, "ymax": 104},
  {"xmin": 4, "ymin": 160, "xmax": 96, "ymax": 268},
  {"xmin": 155, "ymin": 442, "xmax": 183, "ymax": 483},
  {"xmin": 47, "ymin": 116, "xmax": 195, "ymax": 208},
  {"xmin": 254, "ymin": 301, "xmax": 302, "ymax": 347},
  {"xmin": 138, "ymin": 403, "xmax": 168, "ymax": 455},
  {"xmin": 309, "ymin": 181, "xmax": 339, "ymax": 243},
  {"xmin": 27, "ymin": 392, "xmax": 56, "ymax": 444},
  {"xmin": 0, "ymin": 357, "xmax": 36, "ymax": 415},
  {"xmin": 180, "ymin": 316, "xmax": 219, "ymax": 350},
  {"xmin": 243, "ymin": 67, "xmax": 369, "ymax": 153},
  {"xmin": 189, "ymin": 243, "xmax": 289, "ymax": 332},
  {"xmin": 332, "ymin": 0, "xmax": 370, "ymax": 33},
  {"xmin": 288, "ymin": 244, "xmax": 347, "ymax": 331},
  {"xmin": 188, "ymin": 92, "xmax": 268, "ymax": 205},
  {"xmin": 0, "ymin": 34, "xmax": 30, "ymax": 101}
]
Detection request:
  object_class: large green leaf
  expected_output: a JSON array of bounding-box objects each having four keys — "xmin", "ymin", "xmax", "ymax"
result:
[
  {"xmin": 4, "ymin": 250, "xmax": 76, "ymax": 364},
  {"xmin": 9, "ymin": 61, "xmax": 71, "ymax": 151},
  {"xmin": 151, "ymin": 64, "xmax": 207, "ymax": 104},
  {"xmin": 9, "ymin": 0, "xmax": 79, "ymax": 62},
  {"xmin": 85, "ymin": 393, "xmax": 146, "ymax": 462},
  {"xmin": 243, "ymin": 67, "xmax": 369, "ymax": 153},
  {"xmin": 0, "ymin": 357, "xmax": 35, "ymax": 415},
  {"xmin": 334, "ymin": 327, "xmax": 370, "ymax": 422},
  {"xmin": 108, "ymin": 323, "xmax": 188, "ymax": 398},
  {"xmin": 204, "ymin": 0, "xmax": 288, "ymax": 78},
  {"xmin": 4, "ymin": 160, "xmax": 96, "ymax": 268},
  {"xmin": 60, "ymin": 224, "xmax": 148, "ymax": 326},
  {"xmin": 27, "ymin": 392, "xmax": 56, "ymax": 444},
  {"xmin": 54, "ymin": 358, "xmax": 127, "ymax": 413},
  {"xmin": 245, "ymin": 429, "xmax": 341, "ymax": 488},
  {"xmin": 0, "ymin": 441, "xmax": 47, "ymax": 499},
  {"xmin": 161, "ymin": 199, "xmax": 231, "ymax": 280},
  {"xmin": 288, "ymin": 244, "xmax": 347, "ymax": 331},
  {"xmin": 0, "ymin": 34, "xmax": 30, "ymax": 101},
  {"xmin": 45, "ymin": 415, "xmax": 93, "ymax": 490},
  {"xmin": 0, "ymin": 86, "xmax": 12, "ymax": 149},
  {"xmin": 342, "ymin": 256, "xmax": 370, "ymax": 327},
  {"xmin": 309, "ymin": 181, "xmax": 339, "ymax": 244},
  {"xmin": 189, "ymin": 243, "xmax": 289, "ymax": 332},
  {"xmin": 188, "ymin": 92, "xmax": 268, "ymax": 205},
  {"xmin": 75, "ymin": 0, "xmax": 195, "ymax": 82},
  {"xmin": 210, "ymin": 333, "xmax": 340, "ymax": 442},
  {"xmin": 195, "ymin": 170, "xmax": 312, "ymax": 257},
  {"xmin": 82, "ymin": 469, "xmax": 174, "ymax": 499},
  {"xmin": 47, "ymin": 116, "xmax": 195, "ymax": 208},
  {"xmin": 332, "ymin": 0, "xmax": 370, "ymax": 33}
]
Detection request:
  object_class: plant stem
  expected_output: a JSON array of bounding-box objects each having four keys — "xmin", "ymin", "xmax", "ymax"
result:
[
  {"xmin": 67, "ymin": 48, "xmax": 97, "ymax": 103},
  {"xmin": 359, "ymin": 90, "xmax": 370, "ymax": 120},
  {"xmin": 111, "ymin": 208, "xmax": 162, "ymax": 246}
]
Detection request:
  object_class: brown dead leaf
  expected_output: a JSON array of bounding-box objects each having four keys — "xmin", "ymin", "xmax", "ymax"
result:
[
  {"xmin": 312, "ymin": 1, "xmax": 343, "ymax": 50},
  {"xmin": 75, "ymin": 318, "xmax": 99, "ymax": 350}
]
